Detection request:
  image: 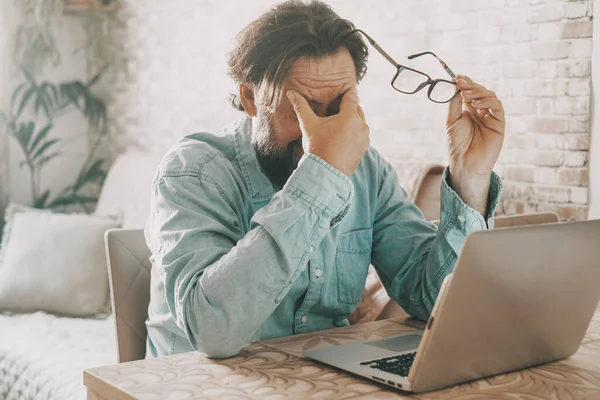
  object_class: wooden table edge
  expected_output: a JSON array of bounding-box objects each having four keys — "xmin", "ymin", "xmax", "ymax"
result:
[{"xmin": 84, "ymin": 370, "xmax": 138, "ymax": 400}]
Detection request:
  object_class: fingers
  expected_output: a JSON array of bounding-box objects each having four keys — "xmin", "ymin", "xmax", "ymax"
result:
[
  {"xmin": 339, "ymin": 87, "xmax": 359, "ymax": 115},
  {"xmin": 460, "ymin": 86, "xmax": 497, "ymax": 106},
  {"xmin": 357, "ymin": 104, "xmax": 366, "ymax": 122},
  {"xmin": 446, "ymin": 87, "xmax": 463, "ymax": 125},
  {"xmin": 471, "ymin": 97, "xmax": 505, "ymax": 123},
  {"xmin": 467, "ymin": 97, "xmax": 505, "ymax": 134},
  {"xmin": 457, "ymin": 75, "xmax": 496, "ymax": 104},
  {"xmin": 456, "ymin": 75, "xmax": 488, "ymax": 93},
  {"xmin": 456, "ymin": 74, "xmax": 505, "ymax": 132},
  {"xmin": 286, "ymin": 90, "xmax": 317, "ymax": 125},
  {"xmin": 479, "ymin": 111, "xmax": 505, "ymax": 134}
]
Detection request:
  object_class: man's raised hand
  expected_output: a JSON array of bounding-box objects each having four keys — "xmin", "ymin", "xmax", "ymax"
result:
[{"xmin": 286, "ymin": 88, "xmax": 370, "ymax": 176}]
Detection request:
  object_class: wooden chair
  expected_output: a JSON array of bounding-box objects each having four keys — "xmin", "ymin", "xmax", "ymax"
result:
[
  {"xmin": 412, "ymin": 164, "xmax": 445, "ymax": 221},
  {"xmin": 494, "ymin": 212, "xmax": 559, "ymax": 228},
  {"xmin": 105, "ymin": 229, "xmax": 152, "ymax": 362}
]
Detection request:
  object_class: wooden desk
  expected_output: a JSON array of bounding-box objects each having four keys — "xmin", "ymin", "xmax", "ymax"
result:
[{"xmin": 84, "ymin": 305, "xmax": 600, "ymax": 399}]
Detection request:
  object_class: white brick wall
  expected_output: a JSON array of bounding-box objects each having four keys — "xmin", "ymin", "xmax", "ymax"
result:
[
  {"xmin": 587, "ymin": 0, "xmax": 600, "ymax": 219},
  {"xmin": 106, "ymin": 0, "xmax": 593, "ymax": 221}
]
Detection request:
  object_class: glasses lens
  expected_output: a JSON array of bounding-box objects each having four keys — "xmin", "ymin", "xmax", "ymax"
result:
[
  {"xmin": 429, "ymin": 80, "xmax": 458, "ymax": 103},
  {"xmin": 392, "ymin": 68, "xmax": 429, "ymax": 94}
]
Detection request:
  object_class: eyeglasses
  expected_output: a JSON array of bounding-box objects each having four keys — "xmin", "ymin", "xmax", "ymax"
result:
[{"xmin": 350, "ymin": 29, "xmax": 460, "ymax": 104}]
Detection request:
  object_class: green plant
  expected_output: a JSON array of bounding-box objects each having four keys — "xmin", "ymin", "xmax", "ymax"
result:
[
  {"xmin": 0, "ymin": 66, "xmax": 108, "ymax": 211},
  {"xmin": 1, "ymin": 1, "xmax": 115, "ymax": 213}
]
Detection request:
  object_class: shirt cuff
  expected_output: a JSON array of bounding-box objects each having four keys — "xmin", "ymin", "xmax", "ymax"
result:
[
  {"xmin": 283, "ymin": 153, "xmax": 353, "ymax": 219},
  {"xmin": 440, "ymin": 167, "xmax": 503, "ymax": 231}
]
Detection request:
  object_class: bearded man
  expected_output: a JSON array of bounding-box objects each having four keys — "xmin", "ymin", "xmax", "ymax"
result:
[{"xmin": 145, "ymin": 0, "xmax": 504, "ymax": 358}]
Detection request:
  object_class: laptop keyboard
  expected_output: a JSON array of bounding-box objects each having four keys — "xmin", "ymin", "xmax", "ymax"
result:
[{"xmin": 359, "ymin": 352, "xmax": 416, "ymax": 377}]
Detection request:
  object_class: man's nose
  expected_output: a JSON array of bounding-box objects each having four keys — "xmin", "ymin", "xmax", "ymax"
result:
[
  {"xmin": 314, "ymin": 104, "xmax": 341, "ymax": 117},
  {"xmin": 312, "ymin": 104, "xmax": 328, "ymax": 118},
  {"xmin": 309, "ymin": 103, "xmax": 340, "ymax": 117}
]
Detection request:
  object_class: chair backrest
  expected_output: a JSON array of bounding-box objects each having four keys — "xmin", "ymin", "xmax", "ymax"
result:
[
  {"xmin": 412, "ymin": 164, "xmax": 445, "ymax": 221},
  {"xmin": 430, "ymin": 212, "xmax": 560, "ymax": 227},
  {"xmin": 494, "ymin": 212, "xmax": 559, "ymax": 228},
  {"xmin": 105, "ymin": 228, "xmax": 151, "ymax": 363}
]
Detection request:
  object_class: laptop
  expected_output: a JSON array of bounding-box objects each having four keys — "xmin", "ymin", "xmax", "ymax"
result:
[{"xmin": 304, "ymin": 220, "xmax": 600, "ymax": 393}]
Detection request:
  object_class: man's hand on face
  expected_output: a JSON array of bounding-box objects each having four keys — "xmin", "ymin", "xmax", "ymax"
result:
[{"xmin": 286, "ymin": 88, "xmax": 370, "ymax": 177}]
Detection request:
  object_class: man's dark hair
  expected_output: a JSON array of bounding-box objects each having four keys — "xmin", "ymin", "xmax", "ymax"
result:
[{"xmin": 227, "ymin": 0, "xmax": 368, "ymax": 112}]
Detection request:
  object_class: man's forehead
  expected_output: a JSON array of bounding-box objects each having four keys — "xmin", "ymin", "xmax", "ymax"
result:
[{"xmin": 285, "ymin": 50, "xmax": 356, "ymax": 103}]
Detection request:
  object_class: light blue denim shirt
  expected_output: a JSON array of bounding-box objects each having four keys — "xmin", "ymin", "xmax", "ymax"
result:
[{"xmin": 144, "ymin": 116, "xmax": 503, "ymax": 359}]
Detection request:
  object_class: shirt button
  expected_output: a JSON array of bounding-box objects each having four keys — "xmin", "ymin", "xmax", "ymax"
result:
[
  {"xmin": 300, "ymin": 315, "xmax": 308, "ymax": 324},
  {"xmin": 315, "ymin": 269, "xmax": 322, "ymax": 278},
  {"xmin": 308, "ymin": 246, "xmax": 314, "ymax": 254},
  {"xmin": 458, "ymin": 215, "xmax": 465, "ymax": 223}
]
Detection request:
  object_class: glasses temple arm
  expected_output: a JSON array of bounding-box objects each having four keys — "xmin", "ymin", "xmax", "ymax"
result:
[
  {"xmin": 350, "ymin": 29, "xmax": 400, "ymax": 69},
  {"xmin": 408, "ymin": 51, "xmax": 456, "ymax": 78}
]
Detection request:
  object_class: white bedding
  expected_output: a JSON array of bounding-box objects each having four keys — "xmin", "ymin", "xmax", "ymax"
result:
[{"xmin": 0, "ymin": 312, "xmax": 116, "ymax": 400}]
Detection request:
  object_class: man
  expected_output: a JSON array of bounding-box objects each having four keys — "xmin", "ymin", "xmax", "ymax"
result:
[{"xmin": 144, "ymin": 0, "xmax": 504, "ymax": 359}]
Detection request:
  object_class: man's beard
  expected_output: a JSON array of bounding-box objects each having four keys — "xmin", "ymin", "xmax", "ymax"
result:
[{"xmin": 251, "ymin": 109, "xmax": 303, "ymax": 189}]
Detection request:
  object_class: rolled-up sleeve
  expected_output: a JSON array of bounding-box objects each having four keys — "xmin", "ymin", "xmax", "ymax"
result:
[{"xmin": 371, "ymin": 163, "xmax": 503, "ymax": 321}]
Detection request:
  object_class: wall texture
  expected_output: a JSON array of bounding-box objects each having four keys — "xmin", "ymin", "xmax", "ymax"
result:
[
  {"xmin": 588, "ymin": 0, "xmax": 600, "ymax": 219},
  {"xmin": 0, "ymin": 2, "xmax": 14, "ymax": 217},
  {"xmin": 106, "ymin": 0, "xmax": 594, "ymax": 220}
]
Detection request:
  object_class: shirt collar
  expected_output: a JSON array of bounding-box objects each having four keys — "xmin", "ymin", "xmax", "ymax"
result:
[{"xmin": 233, "ymin": 115, "xmax": 279, "ymax": 202}]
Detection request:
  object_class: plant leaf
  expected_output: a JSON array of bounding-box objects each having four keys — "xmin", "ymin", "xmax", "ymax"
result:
[
  {"xmin": 28, "ymin": 123, "xmax": 53, "ymax": 153},
  {"xmin": 0, "ymin": 110, "xmax": 6, "ymax": 123},
  {"xmin": 31, "ymin": 138, "xmax": 60, "ymax": 162},
  {"xmin": 49, "ymin": 84, "xmax": 60, "ymax": 109},
  {"xmin": 34, "ymin": 151, "xmax": 61, "ymax": 169},
  {"xmin": 32, "ymin": 189, "xmax": 51, "ymax": 209},
  {"xmin": 59, "ymin": 81, "xmax": 85, "ymax": 110},
  {"xmin": 41, "ymin": 91, "xmax": 52, "ymax": 118},
  {"xmin": 34, "ymin": 90, "xmax": 44, "ymax": 116},
  {"xmin": 47, "ymin": 194, "xmax": 98, "ymax": 209},
  {"xmin": 15, "ymin": 121, "xmax": 35, "ymax": 152},
  {"xmin": 20, "ymin": 66, "xmax": 35, "ymax": 85},
  {"xmin": 74, "ymin": 159, "xmax": 106, "ymax": 190},
  {"xmin": 16, "ymin": 86, "xmax": 36, "ymax": 118},
  {"xmin": 79, "ymin": 91, "xmax": 106, "ymax": 130},
  {"xmin": 10, "ymin": 82, "xmax": 27, "ymax": 113},
  {"xmin": 87, "ymin": 98, "xmax": 106, "ymax": 129},
  {"xmin": 74, "ymin": 81, "xmax": 87, "ymax": 109},
  {"xmin": 60, "ymin": 80, "xmax": 107, "ymax": 129},
  {"xmin": 85, "ymin": 159, "xmax": 105, "ymax": 180},
  {"xmin": 86, "ymin": 64, "xmax": 108, "ymax": 88},
  {"xmin": 59, "ymin": 83, "xmax": 74, "ymax": 105},
  {"xmin": 37, "ymin": 83, "xmax": 56, "ymax": 118}
]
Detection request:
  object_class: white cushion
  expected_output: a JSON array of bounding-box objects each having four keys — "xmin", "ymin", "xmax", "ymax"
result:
[
  {"xmin": 95, "ymin": 150, "xmax": 164, "ymax": 229},
  {"xmin": 0, "ymin": 203, "xmax": 119, "ymax": 316}
]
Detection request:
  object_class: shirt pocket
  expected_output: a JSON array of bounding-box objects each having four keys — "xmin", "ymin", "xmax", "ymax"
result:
[{"xmin": 335, "ymin": 228, "xmax": 373, "ymax": 305}]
